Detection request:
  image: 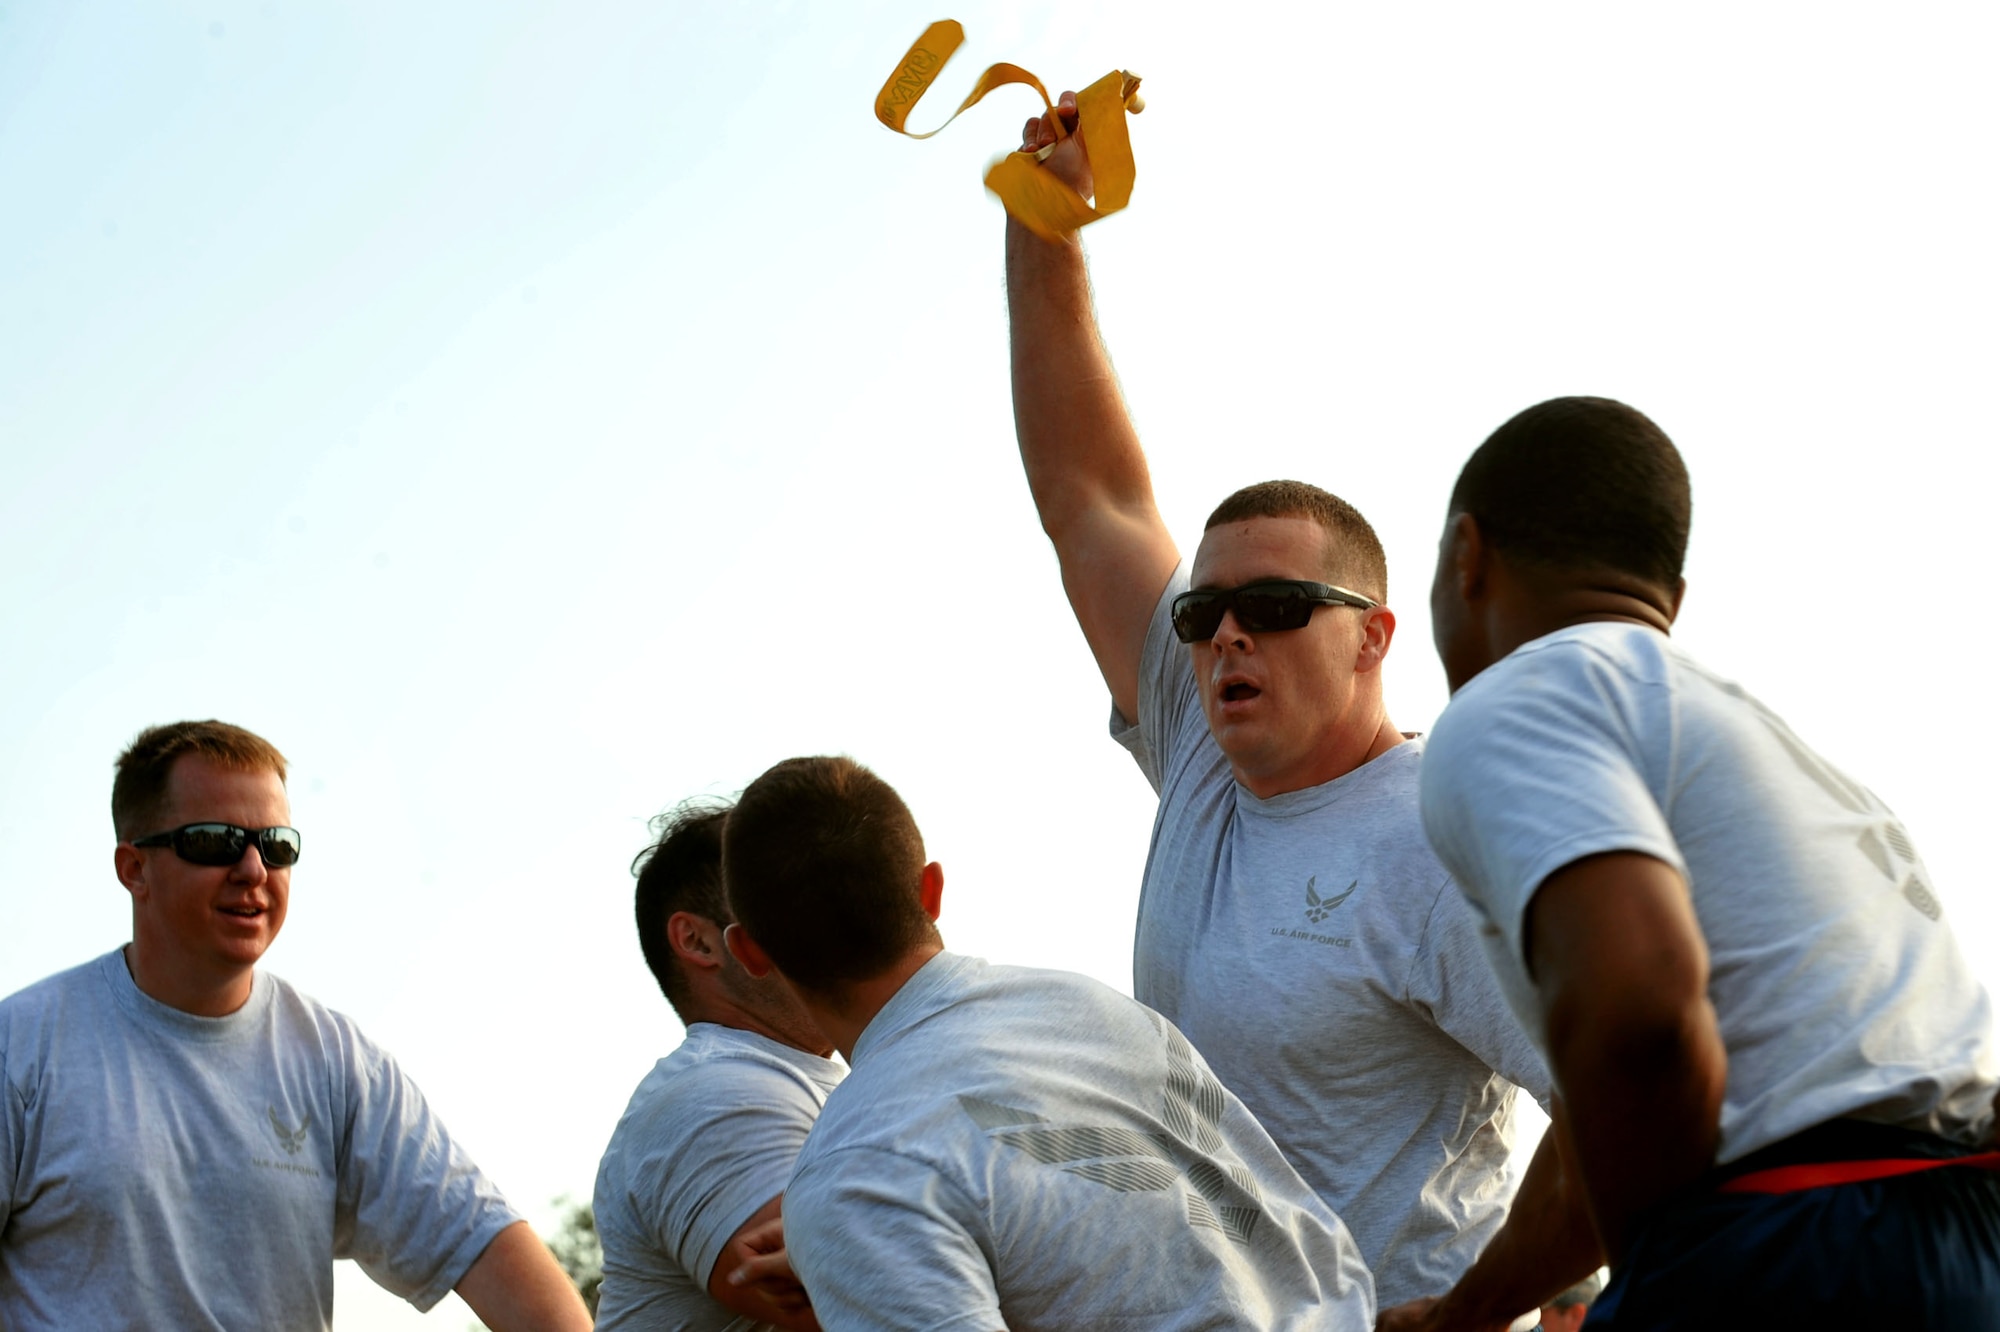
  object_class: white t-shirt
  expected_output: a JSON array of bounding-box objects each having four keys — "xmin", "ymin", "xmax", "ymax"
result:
[
  {"xmin": 593, "ymin": 1024, "xmax": 847, "ymax": 1331},
  {"xmin": 0, "ymin": 950, "xmax": 519, "ymax": 1331},
  {"xmin": 1422, "ymin": 622, "xmax": 2000, "ymax": 1163},
  {"xmin": 785, "ymin": 953, "xmax": 1375, "ymax": 1332},
  {"xmin": 1113, "ymin": 566, "xmax": 1550, "ymax": 1305}
]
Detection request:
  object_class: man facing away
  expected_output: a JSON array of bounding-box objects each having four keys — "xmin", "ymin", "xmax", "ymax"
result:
[
  {"xmin": 0, "ymin": 720, "xmax": 590, "ymax": 1331},
  {"xmin": 1417, "ymin": 396, "xmax": 2000, "ymax": 1327},
  {"xmin": 593, "ymin": 798, "xmax": 843, "ymax": 1331},
  {"xmin": 721, "ymin": 755, "xmax": 1376, "ymax": 1332},
  {"xmin": 1003, "ymin": 97, "xmax": 1551, "ymax": 1306}
]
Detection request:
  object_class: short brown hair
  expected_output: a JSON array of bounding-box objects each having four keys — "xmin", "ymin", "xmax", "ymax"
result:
[
  {"xmin": 722, "ymin": 756, "xmax": 935, "ymax": 995},
  {"xmin": 631, "ymin": 798, "xmax": 733, "ymax": 1020},
  {"xmin": 1205, "ymin": 480, "xmax": 1389, "ymax": 601},
  {"xmin": 112, "ymin": 721, "xmax": 288, "ymax": 840}
]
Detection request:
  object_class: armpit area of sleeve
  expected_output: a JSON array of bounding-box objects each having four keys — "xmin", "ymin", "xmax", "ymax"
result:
[
  {"xmin": 407, "ymin": 1198, "xmax": 522, "ymax": 1312},
  {"xmin": 786, "ymin": 1149, "xmax": 1002, "ymax": 1332},
  {"xmin": 1498, "ymin": 829, "xmax": 1688, "ymax": 972}
]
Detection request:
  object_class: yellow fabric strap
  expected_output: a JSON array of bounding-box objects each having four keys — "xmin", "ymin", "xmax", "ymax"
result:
[{"xmin": 873, "ymin": 19, "xmax": 1142, "ymax": 241}]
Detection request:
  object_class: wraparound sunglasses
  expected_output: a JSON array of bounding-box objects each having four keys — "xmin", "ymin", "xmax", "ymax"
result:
[
  {"xmin": 1170, "ymin": 579, "xmax": 1380, "ymax": 644},
  {"xmin": 130, "ymin": 822, "xmax": 304, "ymax": 869}
]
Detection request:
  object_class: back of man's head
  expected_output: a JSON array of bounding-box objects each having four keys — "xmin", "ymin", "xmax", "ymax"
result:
[
  {"xmin": 631, "ymin": 798, "xmax": 733, "ymax": 1020},
  {"xmin": 1449, "ymin": 396, "xmax": 1690, "ymax": 592},
  {"xmin": 1206, "ymin": 479, "xmax": 1389, "ymax": 601},
  {"xmin": 723, "ymin": 756, "xmax": 936, "ymax": 995},
  {"xmin": 112, "ymin": 720, "xmax": 288, "ymax": 841}
]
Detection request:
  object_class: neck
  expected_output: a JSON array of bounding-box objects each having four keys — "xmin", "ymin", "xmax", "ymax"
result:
[
  {"xmin": 682, "ymin": 991, "xmax": 835, "ymax": 1059},
  {"xmin": 1491, "ymin": 583, "xmax": 1675, "ymax": 664},
  {"xmin": 805, "ymin": 942, "xmax": 945, "ymax": 1062},
  {"xmin": 1234, "ymin": 709, "xmax": 1406, "ymax": 800},
  {"xmin": 123, "ymin": 941, "xmax": 254, "ymax": 1018}
]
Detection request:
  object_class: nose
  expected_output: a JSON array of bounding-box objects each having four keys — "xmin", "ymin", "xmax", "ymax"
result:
[
  {"xmin": 1210, "ymin": 607, "xmax": 1252, "ymax": 650},
  {"xmin": 227, "ymin": 842, "xmax": 271, "ymax": 884}
]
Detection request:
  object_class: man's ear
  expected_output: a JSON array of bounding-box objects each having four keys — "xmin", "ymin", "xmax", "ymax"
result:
[
  {"xmin": 724, "ymin": 923, "xmax": 776, "ymax": 979},
  {"xmin": 1448, "ymin": 511, "xmax": 1489, "ymax": 600},
  {"xmin": 666, "ymin": 911, "xmax": 726, "ymax": 973},
  {"xmin": 1353, "ymin": 606, "xmax": 1397, "ymax": 675},
  {"xmin": 918, "ymin": 861, "xmax": 945, "ymax": 922},
  {"xmin": 115, "ymin": 843, "xmax": 149, "ymax": 899},
  {"xmin": 1667, "ymin": 576, "xmax": 1687, "ymax": 625}
]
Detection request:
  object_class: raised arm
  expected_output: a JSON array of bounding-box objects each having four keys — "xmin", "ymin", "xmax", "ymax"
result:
[{"xmin": 1007, "ymin": 96, "xmax": 1179, "ymax": 724}]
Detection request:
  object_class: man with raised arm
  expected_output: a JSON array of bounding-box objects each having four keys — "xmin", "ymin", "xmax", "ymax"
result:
[
  {"xmin": 0, "ymin": 720, "xmax": 590, "ymax": 1331},
  {"xmin": 1419, "ymin": 396, "xmax": 2000, "ymax": 1326},
  {"xmin": 720, "ymin": 754, "xmax": 1376, "ymax": 1332},
  {"xmin": 594, "ymin": 798, "xmax": 842, "ymax": 1332},
  {"xmin": 1003, "ymin": 98, "xmax": 1552, "ymax": 1309}
]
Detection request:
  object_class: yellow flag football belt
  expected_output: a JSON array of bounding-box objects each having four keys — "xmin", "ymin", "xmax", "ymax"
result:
[{"xmin": 873, "ymin": 19, "xmax": 1144, "ymax": 241}]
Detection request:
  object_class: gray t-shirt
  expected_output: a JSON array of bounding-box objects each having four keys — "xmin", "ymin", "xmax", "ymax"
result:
[
  {"xmin": 1113, "ymin": 566, "xmax": 1551, "ymax": 1305},
  {"xmin": 1421, "ymin": 622, "xmax": 2000, "ymax": 1162},
  {"xmin": 593, "ymin": 1023, "xmax": 847, "ymax": 1331},
  {"xmin": 785, "ymin": 952, "xmax": 1375, "ymax": 1332},
  {"xmin": 0, "ymin": 949, "xmax": 519, "ymax": 1331}
]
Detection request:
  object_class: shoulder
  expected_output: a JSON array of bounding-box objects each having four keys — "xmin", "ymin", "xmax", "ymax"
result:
[
  {"xmin": 1, "ymin": 951, "xmax": 127, "ymax": 1052},
  {"xmin": 1, "ymin": 952, "xmax": 110, "ymax": 1018},
  {"xmin": 1430, "ymin": 625, "xmax": 1671, "ymax": 764}
]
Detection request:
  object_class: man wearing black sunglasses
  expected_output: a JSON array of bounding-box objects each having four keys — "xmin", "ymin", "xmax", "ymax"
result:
[
  {"xmin": 0, "ymin": 720, "xmax": 591, "ymax": 1331},
  {"xmin": 998, "ymin": 98, "xmax": 1550, "ymax": 1314}
]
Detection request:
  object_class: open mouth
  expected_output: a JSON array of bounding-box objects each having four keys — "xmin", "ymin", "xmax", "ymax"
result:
[
  {"xmin": 1221, "ymin": 682, "xmax": 1261, "ymax": 703},
  {"xmin": 219, "ymin": 905, "xmax": 265, "ymax": 919}
]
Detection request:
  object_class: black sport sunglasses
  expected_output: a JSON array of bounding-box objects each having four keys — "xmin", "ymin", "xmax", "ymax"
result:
[
  {"xmin": 130, "ymin": 823, "xmax": 304, "ymax": 869},
  {"xmin": 1170, "ymin": 579, "xmax": 1380, "ymax": 644}
]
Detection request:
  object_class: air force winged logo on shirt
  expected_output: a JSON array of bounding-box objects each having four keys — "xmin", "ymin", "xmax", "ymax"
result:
[
  {"xmin": 1304, "ymin": 875, "xmax": 1357, "ymax": 923},
  {"xmin": 268, "ymin": 1105, "xmax": 312, "ymax": 1156},
  {"xmin": 959, "ymin": 1026, "xmax": 1265, "ymax": 1243}
]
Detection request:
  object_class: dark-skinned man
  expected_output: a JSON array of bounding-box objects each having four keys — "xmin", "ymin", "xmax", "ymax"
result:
[
  {"xmin": 1004, "ymin": 96, "xmax": 1549, "ymax": 1313},
  {"xmin": 1416, "ymin": 396, "xmax": 2000, "ymax": 1327}
]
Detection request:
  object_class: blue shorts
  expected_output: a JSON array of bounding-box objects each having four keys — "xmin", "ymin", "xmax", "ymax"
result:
[{"xmin": 1588, "ymin": 1121, "xmax": 2000, "ymax": 1330}]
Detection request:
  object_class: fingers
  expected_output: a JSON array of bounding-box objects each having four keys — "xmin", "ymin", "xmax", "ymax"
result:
[
  {"xmin": 735, "ymin": 1215, "xmax": 787, "ymax": 1255},
  {"xmin": 1019, "ymin": 94, "xmax": 1082, "ymax": 153},
  {"xmin": 727, "ymin": 1248, "xmax": 800, "ymax": 1287}
]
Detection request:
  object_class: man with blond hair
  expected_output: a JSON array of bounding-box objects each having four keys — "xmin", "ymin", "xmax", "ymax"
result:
[{"xmin": 0, "ymin": 719, "xmax": 590, "ymax": 1331}]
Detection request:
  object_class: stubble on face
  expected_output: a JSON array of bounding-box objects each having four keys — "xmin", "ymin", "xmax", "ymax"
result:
[
  {"xmin": 1188, "ymin": 516, "xmax": 1376, "ymax": 795},
  {"xmin": 124, "ymin": 756, "xmax": 292, "ymax": 1013}
]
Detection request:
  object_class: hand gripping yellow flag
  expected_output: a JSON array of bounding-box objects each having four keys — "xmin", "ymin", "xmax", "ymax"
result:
[{"xmin": 873, "ymin": 20, "xmax": 1143, "ymax": 241}]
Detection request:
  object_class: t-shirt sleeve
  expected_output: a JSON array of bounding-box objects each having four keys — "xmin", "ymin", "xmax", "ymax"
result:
[
  {"xmin": 1420, "ymin": 640, "xmax": 1687, "ymax": 977},
  {"xmin": 1109, "ymin": 563, "xmax": 1199, "ymax": 793},
  {"xmin": 329, "ymin": 1023, "xmax": 521, "ymax": 1310},
  {"xmin": 786, "ymin": 1146, "xmax": 1001, "ymax": 1332},
  {"xmin": 1406, "ymin": 878, "xmax": 1555, "ymax": 1107},
  {"xmin": 639, "ymin": 1060, "xmax": 825, "ymax": 1290}
]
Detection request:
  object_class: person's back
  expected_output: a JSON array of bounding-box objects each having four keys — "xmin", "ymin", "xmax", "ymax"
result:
[
  {"xmin": 1427, "ymin": 620, "xmax": 1996, "ymax": 1161},
  {"xmin": 785, "ymin": 953, "xmax": 1373, "ymax": 1332},
  {"xmin": 594, "ymin": 1026, "xmax": 844, "ymax": 1330},
  {"xmin": 1418, "ymin": 396, "xmax": 2000, "ymax": 1328},
  {"xmin": 720, "ymin": 754, "xmax": 1377, "ymax": 1332}
]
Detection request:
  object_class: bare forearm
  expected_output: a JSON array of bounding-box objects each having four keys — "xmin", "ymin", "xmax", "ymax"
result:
[
  {"xmin": 1432, "ymin": 1122, "xmax": 1603, "ymax": 1329},
  {"xmin": 1004, "ymin": 215, "xmax": 1156, "ymax": 535},
  {"xmin": 455, "ymin": 1221, "xmax": 593, "ymax": 1332}
]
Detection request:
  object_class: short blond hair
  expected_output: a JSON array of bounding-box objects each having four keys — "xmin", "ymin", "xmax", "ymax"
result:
[{"xmin": 112, "ymin": 720, "xmax": 288, "ymax": 839}]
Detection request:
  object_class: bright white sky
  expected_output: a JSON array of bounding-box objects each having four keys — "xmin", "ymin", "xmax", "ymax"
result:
[{"xmin": 3, "ymin": 3, "xmax": 1996, "ymax": 1327}]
